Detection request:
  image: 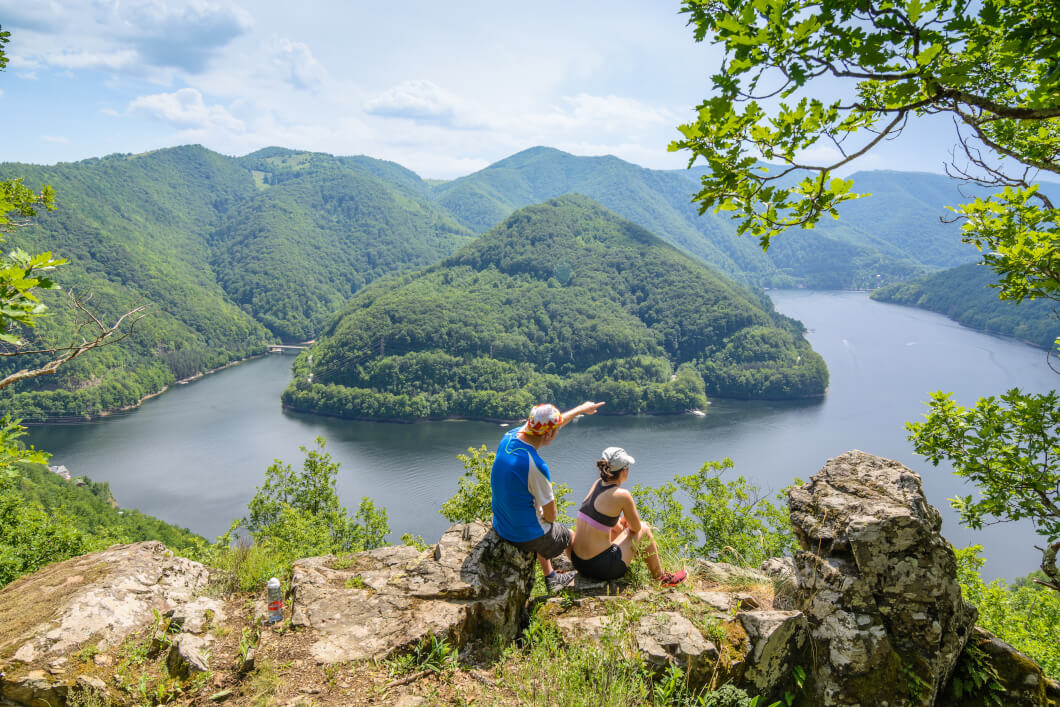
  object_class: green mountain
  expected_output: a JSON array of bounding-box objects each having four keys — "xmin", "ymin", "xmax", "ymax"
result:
[
  {"xmin": 871, "ymin": 263, "xmax": 1059, "ymax": 351},
  {"xmin": 0, "ymin": 146, "xmax": 274, "ymax": 420},
  {"xmin": 215, "ymin": 149, "xmax": 474, "ymax": 340},
  {"xmin": 433, "ymin": 147, "xmax": 983, "ymax": 289},
  {"xmin": 282, "ymin": 195, "xmax": 828, "ymax": 421},
  {"xmin": 0, "ymin": 145, "xmax": 474, "ymax": 420}
]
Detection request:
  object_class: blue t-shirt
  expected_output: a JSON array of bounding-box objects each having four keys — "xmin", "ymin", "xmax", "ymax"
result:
[{"xmin": 491, "ymin": 428, "xmax": 555, "ymax": 542}]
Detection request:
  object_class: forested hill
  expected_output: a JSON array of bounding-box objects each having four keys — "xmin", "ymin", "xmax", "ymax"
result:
[
  {"xmin": 282, "ymin": 196, "xmax": 829, "ymax": 421},
  {"xmin": 0, "ymin": 146, "xmax": 474, "ymax": 420},
  {"xmin": 432, "ymin": 146, "xmax": 983, "ymax": 289},
  {"xmin": 216, "ymin": 149, "xmax": 474, "ymax": 340},
  {"xmin": 0, "ymin": 146, "xmax": 274, "ymax": 420},
  {"xmin": 871, "ymin": 263, "xmax": 1059, "ymax": 351}
]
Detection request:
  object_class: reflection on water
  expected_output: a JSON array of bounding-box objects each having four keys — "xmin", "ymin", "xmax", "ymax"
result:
[{"xmin": 29, "ymin": 291, "xmax": 1058, "ymax": 581}]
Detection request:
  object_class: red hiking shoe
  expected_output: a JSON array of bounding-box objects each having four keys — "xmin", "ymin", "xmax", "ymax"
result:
[{"xmin": 656, "ymin": 569, "xmax": 687, "ymax": 587}]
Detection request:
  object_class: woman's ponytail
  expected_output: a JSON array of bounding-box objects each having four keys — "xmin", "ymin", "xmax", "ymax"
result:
[{"xmin": 597, "ymin": 458, "xmax": 621, "ymax": 482}]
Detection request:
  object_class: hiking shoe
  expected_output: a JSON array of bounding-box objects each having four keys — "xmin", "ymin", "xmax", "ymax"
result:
[
  {"xmin": 656, "ymin": 570, "xmax": 687, "ymax": 587},
  {"xmin": 545, "ymin": 570, "xmax": 576, "ymax": 593}
]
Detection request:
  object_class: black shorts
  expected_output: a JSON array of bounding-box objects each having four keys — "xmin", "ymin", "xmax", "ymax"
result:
[
  {"xmin": 509, "ymin": 523, "xmax": 573, "ymax": 559},
  {"xmin": 571, "ymin": 544, "xmax": 628, "ymax": 581}
]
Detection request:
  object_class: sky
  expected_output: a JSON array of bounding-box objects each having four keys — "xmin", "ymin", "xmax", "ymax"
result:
[{"xmin": 0, "ymin": 0, "xmax": 958, "ymax": 179}]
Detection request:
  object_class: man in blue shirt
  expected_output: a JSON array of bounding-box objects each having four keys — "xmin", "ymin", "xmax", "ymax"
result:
[{"xmin": 491, "ymin": 400, "xmax": 604, "ymax": 592}]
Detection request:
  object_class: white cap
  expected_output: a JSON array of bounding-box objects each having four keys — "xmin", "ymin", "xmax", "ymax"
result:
[{"xmin": 601, "ymin": 447, "xmax": 635, "ymax": 472}]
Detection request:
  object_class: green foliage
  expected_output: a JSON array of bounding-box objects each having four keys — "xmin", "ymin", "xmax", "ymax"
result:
[
  {"xmin": 873, "ymin": 263, "xmax": 1060, "ymax": 352},
  {"xmin": 440, "ymin": 445, "xmax": 495, "ymax": 523},
  {"xmin": 634, "ymin": 459, "xmax": 798, "ymax": 566},
  {"xmin": 956, "ymin": 546, "xmax": 1060, "ymax": 680},
  {"xmin": 0, "ymin": 179, "xmax": 61, "ymax": 346},
  {"xmin": 194, "ymin": 437, "xmax": 392, "ymax": 591},
  {"xmin": 671, "ymin": 0, "xmax": 1060, "ymax": 295},
  {"xmin": 0, "ymin": 473, "xmax": 89, "ymax": 587},
  {"xmin": 384, "ymin": 634, "xmax": 458, "ymax": 678},
  {"xmin": 909, "ymin": 390, "xmax": 1060, "ymax": 589},
  {"xmin": 948, "ymin": 638, "xmax": 1005, "ymax": 706},
  {"xmin": 285, "ymin": 196, "xmax": 826, "ymax": 421},
  {"xmin": 216, "ymin": 151, "xmax": 474, "ymax": 340},
  {"xmin": 244, "ymin": 437, "xmax": 390, "ymax": 555}
]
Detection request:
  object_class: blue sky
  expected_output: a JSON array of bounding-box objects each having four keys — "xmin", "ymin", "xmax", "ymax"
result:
[{"xmin": 0, "ymin": 1, "xmax": 956, "ymax": 179}]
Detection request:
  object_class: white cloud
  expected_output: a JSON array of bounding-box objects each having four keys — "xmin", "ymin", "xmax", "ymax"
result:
[
  {"xmin": 128, "ymin": 88, "xmax": 244, "ymax": 131},
  {"xmin": 562, "ymin": 94, "xmax": 674, "ymax": 128},
  {"xmin": 47, "ymin": 49, "xmax": 139, "ymax": 71},
  {"xmin": 365, "ymin": 80, "xmax": 482, "ymax": 129},
  {"xmin": 102, "ymin": 0, "xmax": 253, "ymax": 73},
  {"xmin": 270, "ymin": 39, "xmax": 326, "ymax": 92},
  {"xmin": 42, "ymin": 135, "xmax": 70, "ymax": 144}
]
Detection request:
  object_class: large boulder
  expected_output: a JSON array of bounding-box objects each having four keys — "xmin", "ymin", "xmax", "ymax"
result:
[
  {"xmin": 289, "ymin": 521, "xmax": 535, "ymax": 663},
  {"xmin": 789, "ymin": 450, "xmax": 977, "ymax": 706},
  {"xmin": 0, "ymin": 541, "xmax": 222, "ymax": 707},
  {"xmin": 936, "ymin": 627, "xmax": 1060, "ymax": 707}
]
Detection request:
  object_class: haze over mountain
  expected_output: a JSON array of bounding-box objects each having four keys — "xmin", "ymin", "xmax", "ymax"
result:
[
  {"xmin": 283, "ymin": 195, "xmax": 828, "ymax": 421},
  {"xmin": 432, "ymin": 146, "xmax": 986, "ymax": 289}
]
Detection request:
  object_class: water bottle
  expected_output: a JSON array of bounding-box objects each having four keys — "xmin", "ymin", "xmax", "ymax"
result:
[{"xmin": 266, "ymin": 577, "xmax": 283, "ymax": 624}]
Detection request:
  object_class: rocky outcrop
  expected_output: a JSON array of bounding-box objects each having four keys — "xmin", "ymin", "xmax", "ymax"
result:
[
  {"xmin": 289, "ymin": 521, "xmax": 535, "ymax": 663},
  {"xmin": 789, "ymin": 450, "xmax": 977, "ymax": 706},
  {"xmin": 936, "ymin": 627, "xmax": 1060, "ymax": 707},
  {"xmin": 0, "ymin": 541, "xmax": 223, "ymax": 707}
]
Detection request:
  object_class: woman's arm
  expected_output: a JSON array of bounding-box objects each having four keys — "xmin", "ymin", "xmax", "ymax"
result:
[{"xmin": 618, "ymin": 490, "xmax": 643, "ymax": 533}]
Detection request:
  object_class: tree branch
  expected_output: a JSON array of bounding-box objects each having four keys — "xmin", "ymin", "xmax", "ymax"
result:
[{"xmin": 0, "ymin": 292, "xmax": 149, "ymax": 391}]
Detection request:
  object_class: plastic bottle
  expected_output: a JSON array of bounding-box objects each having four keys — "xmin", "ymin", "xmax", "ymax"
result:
[{"xmin": 266, "ymin": 577, "xmax": 283, "ymax": 624}]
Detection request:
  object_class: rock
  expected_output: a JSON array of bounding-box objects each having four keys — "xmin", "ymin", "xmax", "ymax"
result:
[
  {"xmin": 166, "ymin": 633, "xmax": 211, "ymax": 678},
  {"xmin": 736, "ymin": 610, "xmax": 808, "ymax": 699},
  {"xmin": 689, "ymin": 591, "xmax": 732, "ymax": 612},
  {"xmin": 0, "ymin": 670, "xmax": 67, "ymax": 707},
  {"xmin": 692, "ymin": 559, "xmax": 770, "ymax": 586},
  {"xmin": 760, "ymin": 557, "xmax": 798, "ymax": 610},
  {"xmin": 634, "ymin": 611, "xmax": 717, "ymax": 681},
  {"xmin": 0, "ymin": 541, "xmax": 213, "ymax": 664},
  {"xmin": 556, "ymin": 609, "xmax": 717, "ymax": 685},
  {"xmin": 75, "ymin": 675, "xmax": 107, "ymax": 692},
  {"xmin": 289, "ymin": 521, "xmax": 535, "ymax": 663},
  {"xmin": 936, "ymin": 627, "xmax": 1060, "ymax": 707},
  {"xmin": 167, "ymin": 596, "xmax": 224, "ymax": 634},
  {"xmin": 789, "ymin": 450, "xmax": 977, "ymax": 706}
]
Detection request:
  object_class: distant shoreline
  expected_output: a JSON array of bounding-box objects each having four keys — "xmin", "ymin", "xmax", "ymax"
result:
[{"xmin": 25, "ymin": 353, "xmax": 273, "ymax": 425}]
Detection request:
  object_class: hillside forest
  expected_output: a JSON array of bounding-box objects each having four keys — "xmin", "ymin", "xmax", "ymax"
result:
[{"xmin": 1, "ymin": 144, "xmax": 1038, "ymax": 422}]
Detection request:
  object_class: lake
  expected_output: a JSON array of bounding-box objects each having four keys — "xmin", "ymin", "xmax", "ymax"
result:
[{"xmin": 28, "ymin": 290, "xmax": 1058, "ymax": 581}]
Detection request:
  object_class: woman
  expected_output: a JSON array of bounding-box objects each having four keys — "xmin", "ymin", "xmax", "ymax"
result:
[{"xmin": 570, "ymin": 447, "xmax": 687, "ymax": 586}]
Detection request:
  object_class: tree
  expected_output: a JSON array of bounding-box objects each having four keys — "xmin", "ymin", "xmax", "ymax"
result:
[
  {"xmin": 670, "ymin": 0, "xmax": 1059, "ymax": 304},
  {"xmin": 243, "ymin": 437, "xmax": 390, "ymax": 555},
  {"xmin": 672, "ymin": 0, "xmax": 1060, "ymax": 587},
  {"xmin": 0, "ymin": 25, "xmax": 147, "ymax": 393}
]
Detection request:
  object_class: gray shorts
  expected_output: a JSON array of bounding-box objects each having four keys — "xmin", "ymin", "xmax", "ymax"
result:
[{"xmin": 509, "ymin": 523, "xmax": 573, "ymax": 559}]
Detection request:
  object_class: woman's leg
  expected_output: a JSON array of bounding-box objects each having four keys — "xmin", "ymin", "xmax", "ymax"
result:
[{"xmin": 615, "ymin": 525, "xmax": 663, "ymax": 579}]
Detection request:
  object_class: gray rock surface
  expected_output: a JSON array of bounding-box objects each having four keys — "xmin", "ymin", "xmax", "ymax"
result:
[
  {"xmin": 936, "ymin": 627, "xmax": 1060, "ymax": 707},
  {"xmin": 789, "ymin": 450, "xmax": 977, "ymax": 706},
  {"xmin": 555, "ymin": 607, "xmax": 717, "ymax": 685},
  {"xmin": 0, "ymin": 541, "xmax": 212, "ymax": 665},
  {"xmin": 289, "ymin": 521, "xmax": 535, "ymax": 663},
  {"xmin": 736, "ymin": 610, "xmax": 808, "ymax": 698}
]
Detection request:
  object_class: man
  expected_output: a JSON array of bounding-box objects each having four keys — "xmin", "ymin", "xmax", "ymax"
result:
[{"xmin": 491, "ymin": 400, "xmax": 604, "ymax": 592}]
